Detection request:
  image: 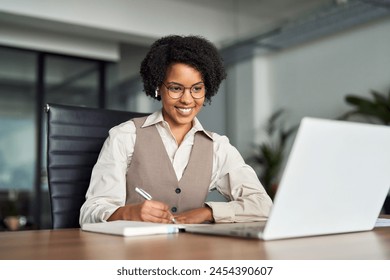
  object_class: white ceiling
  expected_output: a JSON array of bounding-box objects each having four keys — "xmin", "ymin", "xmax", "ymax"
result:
[
  {"xmin": 197, "ymin": 0, "xmax": 331, "ymax": 18},
  {"xmin": 0, "ymin": 0, "xmax": 335, "ymax": 47},
  {"xmin": 172, "ymin": 0, "xmax": 334, "ymax": 39},
  {"xmin": 172, "ymin": 0, "xmax": 333, "ymax": 20}
]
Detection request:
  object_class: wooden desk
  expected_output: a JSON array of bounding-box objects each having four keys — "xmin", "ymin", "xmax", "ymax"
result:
[{"xmin": 0, "ymin": 226, "xmax": 389, "ymax": 260}]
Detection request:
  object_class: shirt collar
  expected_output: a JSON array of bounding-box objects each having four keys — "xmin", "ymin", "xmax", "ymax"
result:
[{"xmin": 142, "ymin": 110, "xmax": 213, "ymax": 140}]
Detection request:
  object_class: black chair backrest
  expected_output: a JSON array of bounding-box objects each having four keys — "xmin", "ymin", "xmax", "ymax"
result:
[{"xmin": 46, "ymin": 103, "xmax": 149, "ymax": 229}]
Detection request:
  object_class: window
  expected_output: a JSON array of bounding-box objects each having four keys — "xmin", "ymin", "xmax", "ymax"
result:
[{"xmin": 0, "ymin": 46, "xmax": 106, "ymax": 230}]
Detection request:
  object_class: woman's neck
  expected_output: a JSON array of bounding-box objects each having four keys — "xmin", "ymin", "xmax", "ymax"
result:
[{"xmin": 170, "ymin": 123, "xmax": 192, "ymax": 146}]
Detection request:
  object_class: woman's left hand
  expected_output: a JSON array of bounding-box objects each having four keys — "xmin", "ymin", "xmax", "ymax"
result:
[{"xmin": 174, "ymin": 207, "xmax": 214, "ymax": 224}]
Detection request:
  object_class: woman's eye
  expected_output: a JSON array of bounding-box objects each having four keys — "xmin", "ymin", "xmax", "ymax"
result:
[
  {"xmin": 169, "ymin": 86, "xmax": 182, "ymax": 92},
  {"xmin": 192, "ymin": 86, "xmax": 202, "ymax": 92}
]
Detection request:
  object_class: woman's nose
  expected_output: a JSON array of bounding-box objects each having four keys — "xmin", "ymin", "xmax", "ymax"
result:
[{"xmin": 179, "ymin": 88, "xmax": 194, "ymax": 103}]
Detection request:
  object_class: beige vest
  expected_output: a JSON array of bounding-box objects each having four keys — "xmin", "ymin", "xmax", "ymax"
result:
[{"xmin": 125, "ymin": 117, "xmax": 213, "ymax": 214}]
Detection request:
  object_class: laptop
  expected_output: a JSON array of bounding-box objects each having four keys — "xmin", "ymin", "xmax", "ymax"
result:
[{"xmin": 186, "ymin": 117, "xmax": 390, "ymax": 240}]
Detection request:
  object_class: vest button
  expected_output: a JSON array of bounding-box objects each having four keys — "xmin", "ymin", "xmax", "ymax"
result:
[
  {"xmin": 171, "ymin": 207, "xmax": 177, "ymax": 213},
  {"xmin": 175, "ymin": 188, "xmax": 181, "ymax": 194}
]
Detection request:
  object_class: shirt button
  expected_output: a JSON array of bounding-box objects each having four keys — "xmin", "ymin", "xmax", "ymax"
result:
[
  {"xmin": 175, "ymin": 188, "xmax": 181, "ymax": 194},
  {"xmin": 171, "ymin": 207, "xmax": 177, "ymax": 213}
]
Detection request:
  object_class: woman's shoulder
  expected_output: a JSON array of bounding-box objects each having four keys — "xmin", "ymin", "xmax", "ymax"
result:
[
  {"xmin": 210, "ymin": 131, "xmax": 230, "ymax": 144},
  {"xmin": 209, "ymin": 131, "xmax": 234, "ymax": 152},
  {"xmin": 108, "ymin": 113, "xmax": 156, "ymax": 138},
  {"xmin": 210, "ymin": 131, "xmax": 244, "ymax": 155},
  {"xmin": 108, "ymin": 119, "xmax": 137, "ymax": 137}
]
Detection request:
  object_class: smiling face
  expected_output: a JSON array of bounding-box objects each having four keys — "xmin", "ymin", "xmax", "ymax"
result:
[{"xmin": 159, "ymin": 63, "xmax": 205, "ymax": 132}]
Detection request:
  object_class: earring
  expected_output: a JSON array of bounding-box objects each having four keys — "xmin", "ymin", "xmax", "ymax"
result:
[{"xmin": 155, "ymin": 88, "xmax": 159, "ymax": 98}]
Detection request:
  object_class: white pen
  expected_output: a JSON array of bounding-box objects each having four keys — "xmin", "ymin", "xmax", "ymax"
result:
[{"xmin": 135, "ymin": 187, "xmax": 177, "ymax": 224}]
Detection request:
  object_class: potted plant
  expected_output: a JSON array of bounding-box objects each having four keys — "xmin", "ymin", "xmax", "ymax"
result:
[
  {"xmin": 248, "ymin": 109, "xmax": 297, "ymax": 199},
  {"xmin": 2, "ymin": 190, "xmax": 27, "ymax": 231}
]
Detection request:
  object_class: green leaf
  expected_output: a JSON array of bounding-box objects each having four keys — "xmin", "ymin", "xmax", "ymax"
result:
[
  {"xmin": 345, "ymin": 95, "xmax": 375, "ymax": 107},
  {"xmin": 280, "ymin": 125, "xmax": 298, "ymax": 146},
  {"xmin": 371, "ymin": 90, "xmax": 388, "ymax": 105},
  {"xmin": 267, "ymin": 109, "xmax": 285, "ymax": 135},
  {"xmin": 269, "ymin": 109, "xmax": 284, "ymax": 124},
  {"xmin": 344, "ymin": 92, "xmax": 390, "ymax": 125},
  {"xmin": 388, "ymin": 89, "xmax": 390, "ymax": 107},
  {"xmin": 253, "ymin": 109, "xmax": 298, "ymax": 191}
]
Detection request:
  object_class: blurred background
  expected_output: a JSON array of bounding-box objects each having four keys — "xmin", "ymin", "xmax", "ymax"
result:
[{"xmin": 0, "ymin": 0, "xmax": 389, "ymax": 230}]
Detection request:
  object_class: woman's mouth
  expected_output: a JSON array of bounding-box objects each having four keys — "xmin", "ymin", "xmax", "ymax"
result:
[{"xmin": 176, "ymin": 107, "xmax": 193, "ymax": 115}]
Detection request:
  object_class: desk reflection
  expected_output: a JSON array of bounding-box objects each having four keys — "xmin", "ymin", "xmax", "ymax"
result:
[{"xmin": 263, "ymin": 230, "xmax": 389, "ymax": 259}]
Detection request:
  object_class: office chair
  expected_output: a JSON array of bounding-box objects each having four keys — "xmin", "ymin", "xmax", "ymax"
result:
[{"xmin": 45, "ymin": 103, "xmax": 148, "ymax": 229}]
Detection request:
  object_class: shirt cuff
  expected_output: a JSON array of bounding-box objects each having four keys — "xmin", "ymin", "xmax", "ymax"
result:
[
  {"xmin": 101, "ymin": 207, "xmax": 120, "ymax": 222},
  {"xmin": 204, "ymin": 201, "xmax": 235, "ymax": 223}
]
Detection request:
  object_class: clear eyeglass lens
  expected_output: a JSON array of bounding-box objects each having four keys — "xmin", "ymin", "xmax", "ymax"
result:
[
  {"xmin": 169, "ymin": 85, "xmax": 183, "ymax": 93},
  {"xmin": 167, "ymin": 84, "xmax": 205, "ymax": 99}
]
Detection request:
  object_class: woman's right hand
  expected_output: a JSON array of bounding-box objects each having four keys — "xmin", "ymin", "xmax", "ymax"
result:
[{"xmin": 107, "ymin": 200, "xmax": 174, "ymax": 223}]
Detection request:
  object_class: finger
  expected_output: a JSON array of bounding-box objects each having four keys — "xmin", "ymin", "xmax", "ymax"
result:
[
  {"xmin": 139, "ymin": 204, "xmax": 174, "ymax": 223},
  {"xmin": 140, "ymin": 212, "xmax": 172, "ymax": 223},
  {"xmin": 143, "ymin": 200, "xmax": 170, "ymax": 211},
  {"xmin": 172, "ymin": 214, "xmax": 189, "ymax": 224}
]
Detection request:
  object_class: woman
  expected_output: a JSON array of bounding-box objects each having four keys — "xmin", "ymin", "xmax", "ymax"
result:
[{"xmin": 79, "ymin": 35, "xmax": 272, "ymax": 225}]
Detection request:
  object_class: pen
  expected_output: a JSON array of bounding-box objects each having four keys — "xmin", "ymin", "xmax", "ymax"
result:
[{"xmin": 135, "ymin": 187, "xmax": 177, "ymax": 224}]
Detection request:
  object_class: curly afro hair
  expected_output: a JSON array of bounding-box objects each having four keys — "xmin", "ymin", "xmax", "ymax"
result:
[{"xmin": 140, "ymin": 35, "xmax": 227, "ymax": 104}]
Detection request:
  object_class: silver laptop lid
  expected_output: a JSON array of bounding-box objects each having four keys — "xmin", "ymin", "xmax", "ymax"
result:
[{"xmin": 263, "ymin": 117, "xmax": 390, "ymax": 240}]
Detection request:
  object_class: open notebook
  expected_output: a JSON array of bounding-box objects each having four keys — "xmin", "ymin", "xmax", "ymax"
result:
[
  {"xmin": 81, "ymin": 220, "xmax": 180, "ymax": 237},
  {"xmin": 81, "ymin": 220, "xmax": 212, "ymax": 236}
]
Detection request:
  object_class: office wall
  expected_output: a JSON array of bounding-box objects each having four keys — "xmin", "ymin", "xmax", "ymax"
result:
[
  {"xmin": 222, "ymin": 16, "xmax": 390, "ymax": 161},
  {"xmin": 261, "ymin": 17, "xmax": 390, "ymax": 130},
  {"xmin": 0, "ymin": 21, "xmax": 119, "ymax": 61}
]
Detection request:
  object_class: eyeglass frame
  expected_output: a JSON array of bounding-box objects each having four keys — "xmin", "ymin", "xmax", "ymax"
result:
[{"xmin": 161, "ymin": 82, "xmax": 206, "ymax": 99}]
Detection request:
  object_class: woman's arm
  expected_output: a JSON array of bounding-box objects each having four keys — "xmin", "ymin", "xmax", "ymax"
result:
[
  {"xmin": 79, "ymin": 121, "xmax": 135, "ymax": 225},
  {"xmin": 205, "ymin": 135, "xmax": 273, "ymax": 223}
]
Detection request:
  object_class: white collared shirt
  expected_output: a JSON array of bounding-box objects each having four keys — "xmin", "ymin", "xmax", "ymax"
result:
[{"xmin": 80, "ymin": 110, "xmax": 272, "ymax": 225}]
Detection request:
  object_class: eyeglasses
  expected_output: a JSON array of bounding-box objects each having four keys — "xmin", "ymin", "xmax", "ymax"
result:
[{"xmin": 162, "ymin": 82, "xmax": 205, "ymax": 99}]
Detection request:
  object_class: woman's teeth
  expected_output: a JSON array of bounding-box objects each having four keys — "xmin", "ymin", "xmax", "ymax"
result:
[{"xmin": 178, "ymin": 108, "xmax": 192, "ymax": 113}]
